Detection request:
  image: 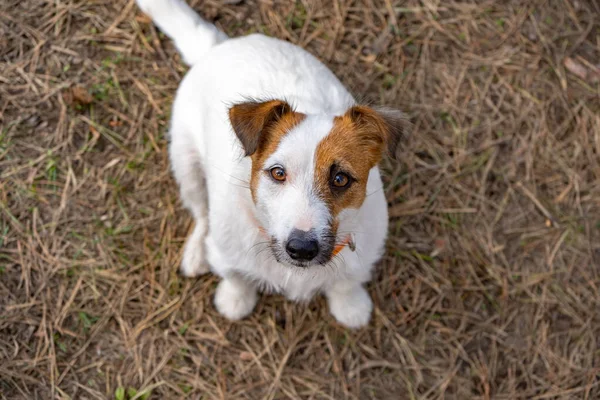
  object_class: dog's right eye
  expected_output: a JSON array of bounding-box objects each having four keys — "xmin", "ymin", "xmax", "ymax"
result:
[{"xmin": 269, "ymin": 166, "xmax": 286, "ymax": 182}]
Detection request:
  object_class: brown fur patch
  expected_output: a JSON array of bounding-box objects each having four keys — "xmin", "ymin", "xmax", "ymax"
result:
[
  {"xmin": 314, "ymin": 106, "xmax": 398, "ymax": 217},
  {"xmin": 229, "ymin": 100, "xmax": 305, "ymax": 202},
  {"xmin": 249, "ymin": 113, "xmax": 305, "ymax": 201},
  {"xmin": 229, "ymin": 100, "xmax": 291, "ymax": 156}
]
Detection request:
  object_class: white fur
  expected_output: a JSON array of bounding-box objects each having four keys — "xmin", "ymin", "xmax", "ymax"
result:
[
  {"xmin": 214, "ymin": 273, "xmax": 258, "ymax": 320},
  {"xmin": 137, "ymin": 0, "xmax": 389, "ymax": 328}
]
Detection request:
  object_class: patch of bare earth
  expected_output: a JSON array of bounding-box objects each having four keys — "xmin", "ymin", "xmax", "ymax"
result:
[{"xmin": 1, "ymin": 0, "xmax": 599, "ymax": 399}]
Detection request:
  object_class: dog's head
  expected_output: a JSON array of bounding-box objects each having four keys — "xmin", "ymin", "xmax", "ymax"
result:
[{"xmin": 229, "ymin": 99, "xmax": 408, "ymax": 267}]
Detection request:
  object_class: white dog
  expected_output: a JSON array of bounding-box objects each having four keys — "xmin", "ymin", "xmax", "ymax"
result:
[{"xmin": 136, "ymin": 0, "xmax": 408, "ymax": 328}]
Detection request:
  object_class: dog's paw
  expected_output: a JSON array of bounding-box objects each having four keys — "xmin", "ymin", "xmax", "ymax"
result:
[
  {"xmin": 214, "ymin": 278, "xmax": 257, "ymax": 320},
  {"xmin": 180, "ymin": 225, "xmax": 209, "ymax": 277},
  {"xmin": 180, "ymin": 240, "xmax": 209, "ymax": 277},
  {"xmin": 327, "ymin": 286, "xmax": 373, "ymax": 329}
]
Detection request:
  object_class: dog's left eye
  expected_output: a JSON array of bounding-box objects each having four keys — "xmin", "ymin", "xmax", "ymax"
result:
[
  {"xmin": 331, "ymin": 172, "xmax": 350, "ymax": 188},
  {"xmin": 270, "ymin": 166, "xmax": 286, "ymax": 182}
]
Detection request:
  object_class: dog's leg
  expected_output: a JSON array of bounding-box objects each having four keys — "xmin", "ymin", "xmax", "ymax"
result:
[
  {"xmin": 214, "ymin": 274, "xmax": 258, "ymax": 320},
  {"xmin": 170, "ymin": 130, "xmax": 209, "ymax": 277},
  {"xmin": 325, "ymin": 280, "xmax": 373, "ymax": 329},
  {"xmin": 180, "ymin": 218, "xmax": 208, "ymax": 277},
  {"xmin": 205, "ymin": 237, "xmax": 258, "ymax": 320}
]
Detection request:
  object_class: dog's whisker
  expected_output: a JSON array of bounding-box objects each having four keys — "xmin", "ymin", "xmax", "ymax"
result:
[
  {"xmin": 247, "ymin": 240, "xmax": 270, "ymax": 254},
  {"xmin": 202, "ymin": 160, "xmax": 251, "ymax": 185},
  {"xmin": 227, "ymin": 182, "xmax": 251, "ymax": 190},
  {"xmin": 254, "ymin": 245, "xmax": 273, "ymax": 259},
  {"xmin": 365, "ymin": 187, "xmax": 385, "ymax": 197}
]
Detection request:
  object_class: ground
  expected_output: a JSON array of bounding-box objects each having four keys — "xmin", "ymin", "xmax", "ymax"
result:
[{"xmin": 1, "ymin": 0, "xmax": 599, "ymax": 399}]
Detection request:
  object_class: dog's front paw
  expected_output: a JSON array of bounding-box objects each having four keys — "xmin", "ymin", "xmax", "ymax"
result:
[
  {"xmin": 180, "ymin": 239, "xmax": 209, "ymax": 277},
  {"xmin": 180, "ymin": 226, "xmax": 209, "ymax": 277},
  {"xmin": 214, "ymin": 278, "xmax": 257, "ymax": 320},
  {"xmin": 327, "ymin": 285, "xmax": 373, "ymax": 329}
]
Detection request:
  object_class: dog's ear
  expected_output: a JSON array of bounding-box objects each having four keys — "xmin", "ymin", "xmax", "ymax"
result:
[
  {"xmin": 229, "ymin": 100, "xmax": 293, "ymax": 156},
  {"xmin": 345, "ymin": 105, "xmax": 410, "ymax": 160}
]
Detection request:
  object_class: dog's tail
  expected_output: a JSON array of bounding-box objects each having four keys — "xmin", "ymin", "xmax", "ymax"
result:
[{"xmin": 136, "ymin": 0, "xmax": 228, "ymax": 65}]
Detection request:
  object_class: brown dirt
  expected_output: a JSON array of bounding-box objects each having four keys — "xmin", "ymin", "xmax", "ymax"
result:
[{"xmin": 1, "ymin": 0, "xmax": 599, "ymax": 399}]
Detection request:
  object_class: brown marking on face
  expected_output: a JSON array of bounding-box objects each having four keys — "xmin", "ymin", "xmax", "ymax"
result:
[
  {"xmin": 228, "ymin": 100, "xmax": 305, "ymax": 202},
  {"xmin": 314, "ymin": 105, "xmax": 407, "ymax": 218}
]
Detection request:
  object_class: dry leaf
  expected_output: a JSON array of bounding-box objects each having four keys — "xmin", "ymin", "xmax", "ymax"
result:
[
  {"xmin": 362, "ymin": 53, "xmax": 377, "ymax": 63},
  {"xmin": 430, "ymin": 238, "xmax": 446, "ymax": 258},
  {"xmin": 135, "ymin": 14, "xmax": 152, "ymax": 24},
  {"xmin": 564, "ymin": 57, "xmax": 587, "ymax": 80},
  {"xmin": 63, "ymin": 86, "xmax": 93, "ymax": 106},
  {"xmin": 72, "ymin": 86, "xmax": 93, "ymax": 105},
  {"xmin": 61, "ymin": 90, "xmax": 74, "ymax": 105}
]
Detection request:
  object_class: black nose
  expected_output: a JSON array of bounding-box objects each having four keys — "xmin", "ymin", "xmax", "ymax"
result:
[{"xmin": 286, "ymin": 230, "xmax": 319, "ymax": 261}]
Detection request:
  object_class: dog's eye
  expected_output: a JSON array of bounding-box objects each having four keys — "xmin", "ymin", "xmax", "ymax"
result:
[
  {"xmin": 331, "ymin": 172, "xmax": 350, "ymax": 188},
  {"xmin": 270, "ymin": 166, "xmax": 286, "ymax": 182}
]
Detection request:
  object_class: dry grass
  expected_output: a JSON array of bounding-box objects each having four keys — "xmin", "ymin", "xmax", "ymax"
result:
[{"xmin": 1, "ymin": 0, "xmax": 600, "ymax": 398}]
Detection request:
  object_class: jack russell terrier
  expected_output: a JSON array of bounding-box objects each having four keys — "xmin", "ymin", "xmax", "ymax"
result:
[{"xmin": 136, "ymin": 0, "xmax": 408, "ymax": 328}]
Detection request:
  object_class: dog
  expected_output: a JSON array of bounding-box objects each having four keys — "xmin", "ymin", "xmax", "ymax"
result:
[{"xmin": 136, "ymin": 0, "xmax": 408, "ymax": 328}]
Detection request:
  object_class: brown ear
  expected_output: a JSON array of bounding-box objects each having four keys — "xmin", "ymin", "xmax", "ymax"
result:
[
  {"xmin": 346, "ymin": 105, "xmax": 410, "ymax": 160},
  {"xmin": 229, "ymin": 100, "xmax": 293, "ymax": 156}
]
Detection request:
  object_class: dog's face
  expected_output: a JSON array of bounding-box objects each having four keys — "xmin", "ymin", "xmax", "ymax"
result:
[{"xmin": 229, "ymin": 100, "xmax": 407, "ymax": 267}]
